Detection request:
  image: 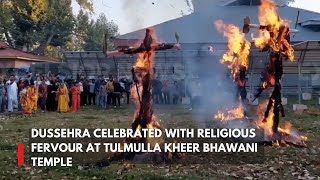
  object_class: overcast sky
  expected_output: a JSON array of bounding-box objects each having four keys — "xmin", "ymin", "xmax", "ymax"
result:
[{"xmin": 72, "ymin": 0, "xmax": 320, "ymax": 35}]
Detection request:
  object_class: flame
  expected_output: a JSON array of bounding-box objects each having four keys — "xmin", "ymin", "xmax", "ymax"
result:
[
  {"xmin": 214, "ymin": 104, "xmax": 245, "ymax": 122},
  {"xmin": 133, "ymin": 51, "xmax": 156, "ymax": 71},
  {"xmin": 215, "ymin": 20, "xmax": 251, "ymax": 79},
  {"xmin": 256, "ymin": 100, "xmax": 275, "ymax": 136},
  {"xmin": 255, "ymin": 101, "xmax": 307, "ymax": 144},
  {"xmin": 213, "ymin": 21, "xmax": 248, "ymax": 122},
  {"xmin": 130, "ymin": 29, "xmax": 161, "ymax": 140},
  {"xmin": 252, "ymin": 0, "xmax": 294, "ymax": 61}
]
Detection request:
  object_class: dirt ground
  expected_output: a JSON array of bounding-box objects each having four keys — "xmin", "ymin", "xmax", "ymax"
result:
[{"xmin": 0, "ymin": 99, "xmax": 319, "ymax": 179}]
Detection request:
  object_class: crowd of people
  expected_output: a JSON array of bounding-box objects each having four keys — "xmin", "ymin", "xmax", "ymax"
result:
[{"xmin": 0, "ymin": 73, "xmax": 186, "ymax": 116}]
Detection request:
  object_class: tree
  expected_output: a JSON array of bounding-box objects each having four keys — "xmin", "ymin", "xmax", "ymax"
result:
[
  {"xmin": 31, "ymin": 0, "xmax": 75, "ymax": 55},
  {"xmin": 0, "ymin": 0, "xmax": 14, "ymax": 45},
  {"xmin": 66, "ymin": 11, "xmax": 119, "ymax": 52},
  {"xmin": 1, "ymin": 0, "xmax": 118, "ymax": 57},
  {"xmin": 3, "ymin": 0, "xmax": 94, "ymax": 54},
  {"xmin": 75, "ymin": 0, "xmax": 94, "ymax": 12},
  {"xmin": 83, "ymin": 14, "xmax": 118, "ymax": 51},
  {"xmin": 65, "ymin": 9, "xmax": 90, "ymax": 51}
]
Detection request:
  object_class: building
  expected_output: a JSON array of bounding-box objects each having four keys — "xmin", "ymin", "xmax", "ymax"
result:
[
  {"xmin": 64, "ymin": 0, "xmax": 320, "ymax": 95},
  {"xmin": 0, "ymin": 42, "xmax": 59, "ymax": 76},
  {"xmin": 112, "ymin": 0, "xmax": 320, "ymax": 95}
]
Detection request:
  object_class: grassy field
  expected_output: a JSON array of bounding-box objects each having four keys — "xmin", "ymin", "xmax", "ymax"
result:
[{"xmin": 0, "ymin": 99, "xmax": 319, "ymax": 180}]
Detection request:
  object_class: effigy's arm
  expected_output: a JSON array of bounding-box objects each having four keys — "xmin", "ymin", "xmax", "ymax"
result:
[{"xmin": 119, "ymin": 43, "xmax": 179, "ymax": 55}]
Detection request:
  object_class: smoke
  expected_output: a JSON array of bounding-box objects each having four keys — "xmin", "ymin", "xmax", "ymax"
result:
[
  {"xmin": 184, "ymin": 48, "xmax": 239, "ymax": 128},
  {"xmin": 121, "ymin": 0, "xmax": 147, "ymax": 31}
]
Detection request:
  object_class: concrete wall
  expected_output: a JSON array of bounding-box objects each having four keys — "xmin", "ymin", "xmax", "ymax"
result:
[{"xmin": 61, "ymin": 43, "xmax": 320, "ymax": 95}]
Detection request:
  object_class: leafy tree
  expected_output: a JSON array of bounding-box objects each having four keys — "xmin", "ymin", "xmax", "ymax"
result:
[
  {"xmin": 83, "ymin": 14, "xmax": 118, "ymax": 51},
  {"xmin": 0, "ymin": 0, "xmax": 14, "ymax": 45},
  {"xmin": 75, "ymin": 0, "xmax": 94, "ymax": 12},
  {"xmin": 31, "ymin": 0, "xmax": 75, "ymax": 55},
  {"xmin": 65, "ymin": 9, "xmax": 90, "ymax": 51},
  {"xmin": 2, "ymin": 0, "xmax": 95, "ymax": 56}
]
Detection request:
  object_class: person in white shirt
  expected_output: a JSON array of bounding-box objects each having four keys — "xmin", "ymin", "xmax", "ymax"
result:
[
  {"xmin": 78, "ymin": 80, "xmax": 84, "ymax": 106},
  {"xmin": 78, "ymin": 81, "xmax": 83, "ymax": 92},
  {"xmin": 6, "ymin": 76, "xmax": 18, "ymax": 112},
  {"xmin": 44, "ymin": 76, "xmax": 50, "ymax": 85}
]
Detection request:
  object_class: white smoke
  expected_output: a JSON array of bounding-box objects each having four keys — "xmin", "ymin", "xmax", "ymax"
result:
[
  {"xmin": 121, "ymin": 0, "xmax": 147, "ymax": 31},
  {"xmin": 185, "ymin": 48, "xmax": 238, "ymax": 128}
]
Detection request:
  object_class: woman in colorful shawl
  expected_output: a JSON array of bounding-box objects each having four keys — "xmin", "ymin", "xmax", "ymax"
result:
[
  {"xmin": 57, "ymin": 83, "xmax": 69, "ymax": 113},
  {"xmin": 70, "ymin": 82, "xmax": 81, "ymax": 112},
  {"xmin": 28, "ymin": 81, "xmax": 38, "ymax": 113},
  {"xmin": 20, "ymin": 81, "xmax": 32, "ymax": 116}
]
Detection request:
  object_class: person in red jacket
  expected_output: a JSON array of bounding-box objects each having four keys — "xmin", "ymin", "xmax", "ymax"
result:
[{"xmin": 71, "ymin": 82, "xmax": 81, "ymax": 112}]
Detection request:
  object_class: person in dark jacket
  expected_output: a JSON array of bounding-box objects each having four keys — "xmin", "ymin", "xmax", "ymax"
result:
[
  {"xmin": 120, "ymin": 77, "xmax": 132, "ymax": 104},
  {"xmin": 83, "ymin": 80, "xmax": 90, "ymax": 105},
  {"xmin": 113, "ymin": 79, "xmax": 122, "ymax": 107},
  {"xmin": 154, "ymin": 79, "xmax": 163, "ymax": 104},
  {"xmin": 46, "ymin": 80, "xmax": 58, "ymax": 111}
]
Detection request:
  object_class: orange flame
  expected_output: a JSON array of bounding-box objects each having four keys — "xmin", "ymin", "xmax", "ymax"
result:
[
  {"xmin": 256, "ymin": 101, "xmax": 307, "ymax": 144},
  {"xmin": 256, "ymin": 100, "xmax": 275, "ymax": 136},
  {"xmin": 215, "ymin": 20, "xmax": 251, "ymax": 79},
  {"xmin": 130, "ymin": 28, "xmax": 161, "ymax": 135},
  {"xmin": 214, "ymin": 103, "xmax": 245, "ymax": 122},
  {"xmin": 135, "ymin": 52, "xmax": 155, "ymax": 71},
  {"xmin": 252, "ymin": 0, "xmax": 294, "ymax": 61}
]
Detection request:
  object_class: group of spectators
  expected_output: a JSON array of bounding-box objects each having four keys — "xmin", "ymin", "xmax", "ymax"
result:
[
  {"xmin": 79, "ymin": 76, "xmax": 132, "ymax": 108},
  {"xmin": 0, "ymin": 73, "xmax": 133, "ymax": 115},
  {"xmin": 153, "ymin": 78, "xmax": 185, "ymax": 105},
  {"xmin": 0, "ymin": 73, "xmax": 187, "ymax": 115}
]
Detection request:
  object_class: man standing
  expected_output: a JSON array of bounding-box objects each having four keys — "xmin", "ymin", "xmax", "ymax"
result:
[
  {"xmin": 121, "ymin": 77, "xmax": 132, "ymax": 104},
  {"xmin": 106, "ymin": 76, "xmax": 114, "ymax": 106},
  {"xmin": 172, "ymin": 81, "xmax": 179, "ymax": 104},
  {"xmin": 113, "ymin": 79, "xmax": 122, "ymax": 108},
  {"xmin": 88, "ymin": 79, "xmax": 95, "ymax": 105},
  {"xmin": 154, "ymin": 78, "xmax": 163, "ymax": 104},
  {"xmin": 162, "ymin": 79, "xmax": 171, "ymax": 104},
  {"xmin": 6, "ymin": 76, "xmax": 18, "ymax": 112},
  {"xmin": 95, "ymin": 78, "xmax": 102, "ymax": 106},
  {"xmin": 99, "ymin": 81, "xmax": 107, "ymax": 108}
]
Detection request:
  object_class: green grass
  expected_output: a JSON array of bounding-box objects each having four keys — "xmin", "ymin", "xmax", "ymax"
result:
[{"xmin": 0, "ymin": 102, "xmax": 319, "ymax": 180}]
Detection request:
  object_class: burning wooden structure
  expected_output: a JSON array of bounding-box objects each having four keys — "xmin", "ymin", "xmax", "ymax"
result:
[
  {"xmin": 213, "ymin": 0, "xmax": 307, "ymax": 146},
  {"xmin": 214, "ymin": 20, "xmax": 251, "ymax": 118},
  {"xmin": 118, "ymin": 28, "xmax": 179, "ymax": 134},
  {"xmin": 244, "ymin": 0, "xmax": 295, "ymax": 138},
  {"xmin": 104, "ymin": 29, "xmax": 180, "ymax": 58},
  {"xmin": 100, "ymin": 29, "xmax": 181, "ymax": 164}
]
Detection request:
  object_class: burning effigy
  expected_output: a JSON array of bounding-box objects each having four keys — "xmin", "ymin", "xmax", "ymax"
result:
[
  {"xmin": 103, "ymin": 28, "xmax": 181, "ymax": 164},
  {"xmin": 213, "ymin": 0, "xmax": 307, "ymax": 146},
  {"xmin": 214, "ymin": 20, "xmax": 250, "ymax": 122}
]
